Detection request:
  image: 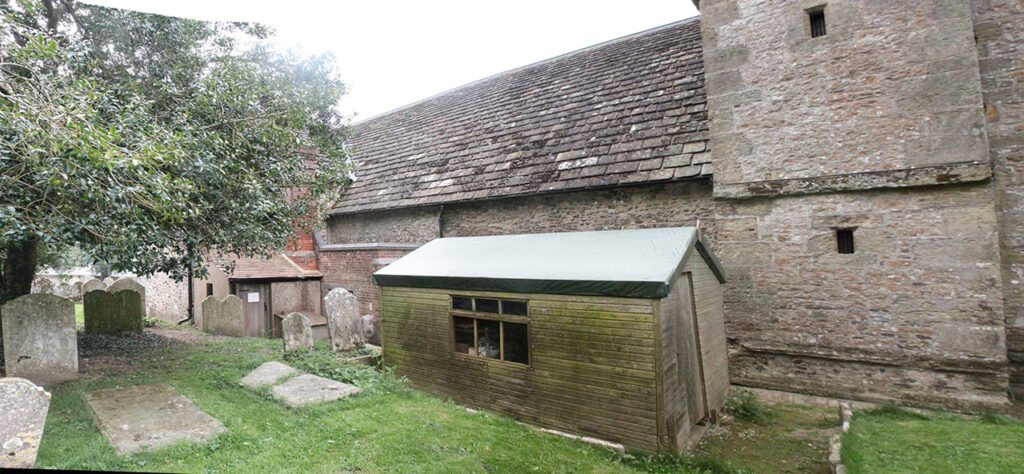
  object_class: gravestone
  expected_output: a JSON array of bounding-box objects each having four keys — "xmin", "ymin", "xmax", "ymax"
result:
[
  {"xmin": 1, "ymin": 294, "xmax": 78, "ymax": 385},
  {"xmin": 80, "ymin": 278, "xmax": 106, "ymax": 296},
  {"xmin": 201, "ymin": 295, "xmax": 244, "ymax": 337},
  {"xmin": 271, "ymin": 374, "xmax": 361, "ymax": 408},
  {"xmin": 240, "ymin": 361, "xmax": 298, "ymax": 389},
  {"xmin": 82, "ymin": 383, "xmax": 225, "ymax": 454},
  {"xmin": 281, "ymin": 312, "xmax": 313, "ymax": 352},
  {"xmin": 102, "ymin": 277, "xmax": 115, "ymax": 286},
  {"xmin": 323, "ymin": 288, "xmax": 365, "ymax": 352},
  {"xmin": 83, "ymin": 288, "xmax": 143, "ymax": 334},
  {"xmin": 107, "ymin": 277, "xmax": 147, "ymax": 317},
  {"xmin": 0, "ymin": 378, "xmax": 51, "ymax": 468}
]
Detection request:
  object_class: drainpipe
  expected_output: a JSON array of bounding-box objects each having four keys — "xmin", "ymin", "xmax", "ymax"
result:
[{"xmin": 438, "ymin": 204, "xmax": 446, "ymax": 238}]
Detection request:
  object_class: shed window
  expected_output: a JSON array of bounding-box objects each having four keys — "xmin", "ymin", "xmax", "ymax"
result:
[{"xmin": 451, "ymin": 296, "xmax": 530, "ymax": 365}]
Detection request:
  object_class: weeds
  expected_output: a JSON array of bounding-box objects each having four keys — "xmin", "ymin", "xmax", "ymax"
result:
[
  {"xmin": 282, "ymin": 344, "xmax": 408, "ymax": 395},
  {"xmin": 724, "ymin": 389, "xmax": 775, "ymax": 424}
]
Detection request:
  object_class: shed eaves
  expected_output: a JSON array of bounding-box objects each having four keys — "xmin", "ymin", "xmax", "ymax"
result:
[{"xmin": 333, "ymin": 17, "xmax": 708, "ymax": 215}]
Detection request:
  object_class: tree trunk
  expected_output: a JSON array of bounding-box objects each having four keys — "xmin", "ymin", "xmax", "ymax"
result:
[{"xmin": 0, "ymin": 235, "xmax": 40, "ymax": 307}]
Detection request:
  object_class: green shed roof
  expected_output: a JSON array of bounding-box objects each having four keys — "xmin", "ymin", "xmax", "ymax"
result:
[{"xmin": 373, "ymin": 227, "xmax": 725, "ymax": 299}]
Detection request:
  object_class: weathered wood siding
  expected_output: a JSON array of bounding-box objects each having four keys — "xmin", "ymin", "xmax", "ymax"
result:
[
  {"xmin": 658, "ymin": 271, "xmax": 706, "ymax": 450},
  {"xmin": 685, "ymin": 255, "xmax": 729, "ymax": 412},
  {"xmin": 380, "ymin": 286, "xmax": 661, "ymax": 451}
]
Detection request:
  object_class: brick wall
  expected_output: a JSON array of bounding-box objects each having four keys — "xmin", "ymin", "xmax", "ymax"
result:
[
  {"xmin": 973, "ymin": 0, "xmax": 1024, "ymax": 398},
  {"xmin": 318, "ymin": 248, "xmax": 414, "ymax": 320}
]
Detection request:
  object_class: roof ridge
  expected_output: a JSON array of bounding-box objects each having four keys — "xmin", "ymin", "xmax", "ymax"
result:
[{"xmin": 352, "ymin": 15, "xmax": 701, "ymax": 125}]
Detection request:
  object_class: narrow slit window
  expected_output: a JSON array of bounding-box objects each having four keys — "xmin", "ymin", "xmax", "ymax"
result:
[
  {"xmin": 809, "ymin": 8, "xmax": 827, "ymax": 38},
  {"xmin": 836, "ymin": 229, "xmax": 855, "ymax": 254}
]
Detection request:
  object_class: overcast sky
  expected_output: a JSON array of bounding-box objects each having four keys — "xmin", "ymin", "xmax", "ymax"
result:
[{"xmin": 82, "ymin": 1, "xmax": 699, "ymax": 120}]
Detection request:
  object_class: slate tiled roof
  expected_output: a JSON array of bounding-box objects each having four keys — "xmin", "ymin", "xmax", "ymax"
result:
[
  {"xmin": 217, "ymin": 254, "xmax": 322, "ymax": 280},
  {"xmin": 332, "ymin": 17, "xmax": 709, "ymax": 215}
]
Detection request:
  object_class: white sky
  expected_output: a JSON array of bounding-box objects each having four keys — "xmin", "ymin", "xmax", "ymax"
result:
[{"xmin": 83, "ymin": 1, "xmax": 699, "ymax": 120}]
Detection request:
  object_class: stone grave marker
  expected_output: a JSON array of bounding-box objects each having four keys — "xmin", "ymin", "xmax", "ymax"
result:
[
  {"xmin": 201, "ymin": 295, "xmax": 244, "ymax": 337},
  {"xmin": 84, "ymin": 287, "xmax": 144, "ymax": 334},
  {"xmin": 282, "ymin": 312, "xmax": 313, "ymax": 352},
  {"xmin": 82, "ymin": 383, "xmax": 225, "ymax": 454},
  {"xmin": 0, "ymin": 377, "xmax": 51, "ymax": 468},
  {"xmin": 1, "ymin": 294, "xmax": 78, "ymax": 385},
  {"xmin": 107, "ymin": 277, "xmax": 147, "ymax": 317},
  {"xmin": 324, "ymin": 288, "xmax": 365, "ymax": 352},
  {"xmin": 80, "ymin": 278, "xmax": 106, "ymax": 296},
  {"xmin": 271, "ymin": 374, "xmax": 362, "ymax": 408},
  {"xmin": 102, "ymin": 277, "xmax": 115, "ymax": 286},
  {"xmin": 240, "ymin": 361, "xmax": 297, "ymax": 390}
]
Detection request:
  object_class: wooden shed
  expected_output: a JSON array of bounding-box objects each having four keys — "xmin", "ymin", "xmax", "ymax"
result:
[{"xmin": 373, "ymin": 227, "xmax": 729, "ymax": 453}]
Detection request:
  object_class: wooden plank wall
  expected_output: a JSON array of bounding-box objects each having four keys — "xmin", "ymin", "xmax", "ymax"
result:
[
  {"xmin": 657, "ymin": 272, "xmax": 700, "ymax": 450},
  {"xmin": 380, "ymin": 286, "xmax": 662, "ymax": 452},
  {"xmin": 685, "ymin": 255, "xmax": 730, "ymax": 412}
]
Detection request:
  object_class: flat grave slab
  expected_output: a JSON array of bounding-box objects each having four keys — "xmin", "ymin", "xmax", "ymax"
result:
[
  {"xmin": 240, "ymin": 361, "xmax": 298, "ymax": 389},
  {"xmin": 83, "ymin": 383, "xmax": 225, "ymax": 454},
  {"xmin": 271, "ymin": 374, "xmax": 361, "ymax": 408}
]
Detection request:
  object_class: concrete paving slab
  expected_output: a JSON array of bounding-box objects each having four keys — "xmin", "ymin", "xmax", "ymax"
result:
[
  {"xmin": 83, "ymin": 383, "xmax": 225, "ymax": 454},
  {"xmin": 271, "ymin": 374, "xmax": 361, "ymax": 408},
  {"xmin": 240, "ymin": 361, "xmax": 298, "ymax": 389}
]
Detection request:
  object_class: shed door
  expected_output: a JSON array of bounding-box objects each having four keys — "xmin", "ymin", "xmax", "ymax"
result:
[
  {"xmin": 677, "ymin": 272, "xmax": 709, "ymax": 423},
  {"xmin": 235, "ymin": 282, "xmax": 271, "ymax": 337}
]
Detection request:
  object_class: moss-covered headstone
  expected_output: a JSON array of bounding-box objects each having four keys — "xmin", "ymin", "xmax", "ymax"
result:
[{"xmin": 83, "ymin": 288, "xmax": 143, "ymax": 334}]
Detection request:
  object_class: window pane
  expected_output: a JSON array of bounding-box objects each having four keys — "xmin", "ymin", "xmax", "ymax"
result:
[
  {"xmin": 501, "ymin": 300, "xmax": 528, "ymax": 316},
  {"xmin": 503, "ymin": 322, "xmax": 529, "ymax": 364},
  {"xmin": 452, "ymin": 296, "xmax": 473, "ymax": 311},
  {"xmin": 453, "ymin": 316, "xmax": 474, "ymax": 354},
  {"xmin": 475, "ymin": 319, "xmax": 500, "ymax": 359},
  {"xmin": 475, "ymin": 298, "xmax": 499, "ymax": 314}
]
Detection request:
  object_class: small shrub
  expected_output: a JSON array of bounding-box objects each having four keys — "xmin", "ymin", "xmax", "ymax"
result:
[
  {"xmin": 724, "ymin": 389, "xmax": 775, "ymax": 424},
  {"xmin": 143, "ymin": 317, "xmax": 160, "ymax": 328}
]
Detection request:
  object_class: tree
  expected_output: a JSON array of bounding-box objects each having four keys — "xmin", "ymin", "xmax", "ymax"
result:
[{"xmin": 0, "ymin": 1, "xmax": 351, "ymax": 310}]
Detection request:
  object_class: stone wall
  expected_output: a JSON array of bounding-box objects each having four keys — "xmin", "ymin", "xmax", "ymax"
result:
[
  {"xmin": 973, "ymin": 0, "xmax": 1024, "ymax": 398},
  {"xmin": 323, "ymin": 181, "xmax": 716, "ymax": 319},
  {"xmin": 134, "ymin": 273, "xmax": 186, "ymax": 322},
  {"xmin": 270, "ymin": 280, "xmax": 321, "ymax": 316},
  {"xmin": 717, "ymin": 183, "xmax": 1008, "ymax": 410},
  {"xmin": 699, "ymin": 0, "xmax": 991, "ymax": 197}
]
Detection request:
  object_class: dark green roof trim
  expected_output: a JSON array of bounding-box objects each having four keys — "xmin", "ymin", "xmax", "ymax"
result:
[{"xmin": 696, "ymin": 235, "xmax": 727, "ymax": 284}]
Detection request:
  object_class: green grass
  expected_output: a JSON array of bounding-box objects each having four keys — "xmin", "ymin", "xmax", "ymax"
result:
[
  {"xmin": 74, "ymin": 303, "xmax": 83, "ymax": 324},
  {"xmin": 842, "ymin": 405, "xmax": 1024, "ymax": 473},
  {"xmin": 37, "ymin": 332, "xmax": 726, "ymax": 473},
  {"xmin": 694, "ymin": 400, "xmax": 838, "ymax": 473}
]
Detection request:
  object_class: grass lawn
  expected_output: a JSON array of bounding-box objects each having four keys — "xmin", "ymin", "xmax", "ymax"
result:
[
  {"xmin": 39, "ymin": 328, "xmax": 726, "ymax": 473},
  {"xmin": 693, "ymin": 397, "xmax": 838, "ymax": 473},
  {"xmin": 842, "ymin": 406, "xmax": 1024, "ymax": 473},
  {"xmin": 36, "ymin": 326, "xmax": 848, "ymax": 473}
]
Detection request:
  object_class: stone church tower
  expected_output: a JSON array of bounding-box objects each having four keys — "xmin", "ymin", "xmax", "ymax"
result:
[{"xmin": 697, "ymin": 0, "xmax": 1023, "ymax": 406}]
